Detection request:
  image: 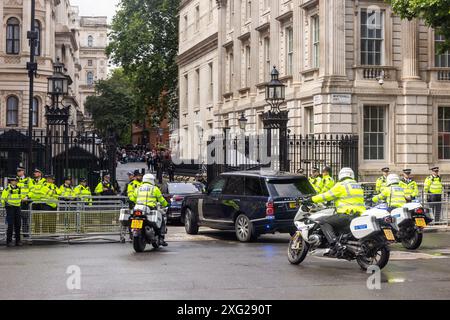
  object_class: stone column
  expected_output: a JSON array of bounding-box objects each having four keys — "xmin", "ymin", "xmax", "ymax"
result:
[
  {"xmin": 401, "ymin": 19, "xmax": 420, "ymax": 80},
  {"xmin": 23, "ymin": 0, "xmax": 32, "ymax": 54}
]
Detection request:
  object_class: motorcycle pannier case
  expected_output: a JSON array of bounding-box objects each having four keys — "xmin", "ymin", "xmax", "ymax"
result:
[
  {"xmin": 119, "ymin": 209, "xmax": 131, "ymax": 227},
  {"xmin": 350, "ymin": 215, "xmax": 379, "ymax": 239}
]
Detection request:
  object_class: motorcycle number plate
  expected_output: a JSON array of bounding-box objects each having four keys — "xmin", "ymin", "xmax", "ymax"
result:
[
  {"xmin": 131, "ymin": 220, "xmax": 143, "ymax": 229},
  {"xmin": 415, "ymin": 218, "xmax": 426, "ymax": 228},
  {"xmin": 383, "ymin": 229, "xmax": 395, "ymax": 241}
]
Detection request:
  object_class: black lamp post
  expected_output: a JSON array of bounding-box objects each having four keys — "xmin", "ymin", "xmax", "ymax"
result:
[
  {"xmin": 45, "ymin": 59, "xmax": 72, "ymax": 174},
  {"xmin": 238, "ymin": 113, "xmax": 248, "ymax": 131},
  {"xmin": 262, "ymin": 66, "xmax": 289, "ymax": 172}
]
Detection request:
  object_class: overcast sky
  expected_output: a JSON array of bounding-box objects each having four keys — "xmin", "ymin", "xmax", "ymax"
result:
[{"xmin": 70, "ymin": 0, "xmax": 121, "ymax": 22}]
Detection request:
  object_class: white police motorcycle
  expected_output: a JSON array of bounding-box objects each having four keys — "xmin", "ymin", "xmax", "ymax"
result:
[
  {"xmin": 288, "ymin": 201, "xmax": 395, "ymax": 271},
  {"xmin": 365, "ymin": 201, "xmax": 434, "ymax": 250}
]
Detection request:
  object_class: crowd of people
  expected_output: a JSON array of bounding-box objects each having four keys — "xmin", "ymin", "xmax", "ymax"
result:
[{"xmin": 1, "ymin": 167, "xmax": 121, "ymax": 247}]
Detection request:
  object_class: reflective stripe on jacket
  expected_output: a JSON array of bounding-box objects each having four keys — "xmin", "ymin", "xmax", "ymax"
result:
[
  {"xmin": 74, "ymin": 185, "xmax": 92, "ymax": 204},
  {"xmin": 17, "ymin": 177, "xmax": 32, "ymax": 198},
  {"xmin": 399, "ymin": 179, "xmax": 419, "ymax": 198},
  {"xmin": 43, "ymin": 183, "xmax": 59, "ymax": 209},
  {"xmin": 29, "ymin": 178, "xmax": 47, "ymax": 201},
  {"xmin": 128, "ymin": 180, "xmax": 143, "ymax": 203},
  {"xmin": 320, "ymin": 175, "xmax": 335, "ymax": 193},
  {"xmin": 1, "ymin": 186, "xmax": 23, "ymax": 207},
  {"xmin": 59, "ymin": 185, "xmax": 75, "ymax": 198},
  {"xmin": 312, "ymin": 179, "xmax": 366, "ymax": 215},
  {"xmin": 134, "ymin": 183, "xmax": 168, "ymax": 208},
  {"xmin": 424, "ymin": 175, "xmax": 443, "ymax": 195},
  {"xmin": 375, "ymin": 176, "xmax": 387, "ymax": 194},
  {"xmin": 372, "ymin": 184, "xmax": 406, "ymax": 208},
  {"xmin": 309, "ymin": 176, "xmax": 323, "ymax": 193}
]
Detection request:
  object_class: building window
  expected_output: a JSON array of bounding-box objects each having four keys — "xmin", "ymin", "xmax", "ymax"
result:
[
  {"xmin": 195, "ymin": 6, "xmax": 200, "ymax": 31},
  {"xmin": 286, "ymin": 27, "xmax": 293, "ymax": 75},
  {"xmin": 209, "ymin": 0, "xmax": 214, "ymax": 22},
  {"xmin": 32, "ymin": 97, "xmax": 39, "ymax": 127},
  {"xmin": 262, "ymin": 37, "xmax": 270, "ymax": 81},
  {"xmin": 6, "ymin": 18, "xmax": 20, "ymax": 55},
  {"xmin": 88, "ymin": 60, "xmax": 93, "ymax": 66},
  {"xmin": 305, "ymin": 107, "xmax": 314, "ymax": 134},
  {"xmin": 228, "ymin": 51, "xmax": 234, "ymax": 92},
  {"xmin": 438, "ymin": 107, "xmax": 450, "ymax": 159},
  {"xmin": 184, "ymin": 74, "xmax": 189, "ymax": 109},
  {"xmin": 360, "ymin": 9, "xmax": 384, "ymax": 65},
  {"xmin": 435, "ymin": 34, "xmax": 450, "ymax": 68},
  {"xmin": 6, "ymin": 96, "xmax": 19, "ymax": 126},
  {"xmin": 363, "ymin": 106, "xmax": 386, "ymax": 160},
  {"xmin": 246, "ymin": 0, "xmax": 252, "ymax": 21},
  {"xmin": 245, "ymin": 45, "xmax": 251, "ymax": 87},
  {"xmin": 312, "ymin": 15, "xmax": 320, "ymax": 68},
  {"xmin": 195, "ymin": 68, "xmax": 200, "ymax": 106},
  {"xmin": 87, "ymin": 72, "xmax": 94, "ymax": 85},
  {"xmin": 88, "ymin": 35, "xmax": 94, "ymax": 47},
  {"xmin": 34, "ymin": 20, "xmax": 41, "ymax": 56},
  {"xmin": 183, "ymin": 15, "xmax": 188, "ymax": 40},
  {"xmin": 208, "ymin": 62, "xmax": 214, "ymax": 103}
]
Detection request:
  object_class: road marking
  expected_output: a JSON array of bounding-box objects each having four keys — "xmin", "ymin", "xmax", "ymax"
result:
[{"xmin": 390, "ymin": 251, "xmax": 448, "ymax": 260}]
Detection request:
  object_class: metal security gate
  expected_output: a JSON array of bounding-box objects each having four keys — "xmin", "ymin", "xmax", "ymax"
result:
[
  {"xmin": 0, "ymin": 129, "xmax": 117, "ymax": 190},
  {"xmin": 205, "ymin": 134, "xmax": 359, "ymax": 183}
]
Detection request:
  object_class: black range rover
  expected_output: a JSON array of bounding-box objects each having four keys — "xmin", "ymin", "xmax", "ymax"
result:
[{"xmin": 180, "ymin": 171, "xmax": 316, "ymax": 242}]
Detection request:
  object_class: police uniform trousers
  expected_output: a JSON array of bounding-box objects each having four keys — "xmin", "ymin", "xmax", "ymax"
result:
[
  {"xmin": 320, "ymin": 213, "xmax": 359, "ymax": 244},
  {"xmin": 6, "ymin": 206, "xmax": 22, "ymax": 244},
  {"xmin": 428, "ymin": 194, "xmax": 442, "ymax": 222}
]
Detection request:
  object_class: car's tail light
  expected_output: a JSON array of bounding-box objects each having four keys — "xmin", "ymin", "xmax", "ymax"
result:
[
  {"xmin": 266, "ymin": 199, "xmax": 275, "ymax": 218},
  {"xmin": 172, "ymin": 195, "xmax": 184, "ymax": 202},
  {"xmin": 415, "ymin": 208, "xmax": 424, "ymax": 215}
]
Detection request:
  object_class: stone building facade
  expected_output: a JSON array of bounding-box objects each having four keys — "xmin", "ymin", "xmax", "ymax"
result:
[
  {"xmin": 176, "ymin": 0, "xmax": 450, "ymax": 179},
  {"xmin": 0, "ymin": 0, "xmax": 108, "ymax": 134}
]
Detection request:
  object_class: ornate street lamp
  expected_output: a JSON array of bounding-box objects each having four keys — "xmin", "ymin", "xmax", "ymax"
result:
[
  {"xmin": 265, "ymin": 67, "xmax": 286, "ymax": 113},
  {"xmin": 238, "ymin": 113, "xmax": 248, "ymax": 131},
  {"xmin": 262, "ymin": 66, "xmax": 289, "ymax": 172},
  {"xmin": 47, "ymin": 58, "xmax": 70, "ymax": 106}
]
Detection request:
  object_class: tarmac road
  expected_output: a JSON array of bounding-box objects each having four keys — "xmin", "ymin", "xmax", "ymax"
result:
[{"xmin": 0, "ymin": 227, "xmax": 449, "ymax": 300}]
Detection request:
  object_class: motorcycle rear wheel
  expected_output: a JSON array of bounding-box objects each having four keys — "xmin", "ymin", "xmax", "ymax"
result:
[
  {"xmin": 356, "ymin": 246, "xmax": 390, "ymax": 271},
  {"xmin": 401, "ymin": 230, "xmax": 423, "ymax": 250},
  {"xmin": 287, "ymin": 236, "xmax": 309, "ymax": 265},
  {"xmin": 133, "ymin": 235, "xmax": 147, "ymax": 253}
]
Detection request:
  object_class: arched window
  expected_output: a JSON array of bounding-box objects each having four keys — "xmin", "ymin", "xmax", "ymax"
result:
[
  {"xmin": 6, "ymin": 96, "xmax": 19, "ymax": 126},
  {"xmin": 6, "ymin": 18, "xmax": 20, "ymax": 54},
  {"xmin": 87, "ymin": 72, "xmax": 94, "ymax": 85},
  {"xmin": 32, "ymin": 97, "xmax": 39, "ymax": 127},
  {"xmin": 34, "ymin": 20, "xmax": 41, "ymax": 56},
  {"xmin": 88, "ymin": 35, "xmax": 94, "ymax": 47}
]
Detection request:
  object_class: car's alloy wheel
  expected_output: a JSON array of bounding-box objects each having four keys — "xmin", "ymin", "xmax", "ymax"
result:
[{"xmin": 235, "ymin": 214, "xmax": 254, "ymax": 242}]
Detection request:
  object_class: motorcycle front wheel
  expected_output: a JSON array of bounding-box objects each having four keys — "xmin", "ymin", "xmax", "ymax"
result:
[
  {"xmin": 356, "ymin": 246, "xmax": 390, "ymax": 271},
  {"xmin": 401, "ymin": 230, "xmax": 423, "ymax": 250},
  {"xmin": 287, "ymin": 235, "xmax": 309, "ymax": 265},
  {"xmin": 133, "ymin": 234, "xmax": 147, "ymax": 253}
]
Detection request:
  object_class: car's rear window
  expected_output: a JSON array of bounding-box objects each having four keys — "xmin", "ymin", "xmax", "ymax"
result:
[
  {"xmin": 168, "ymin": 184, "xmax": 201, "ymax": 194},
  {"xmin": 266, "ymin": 179, "xmax": 316, "ymax": 197}
]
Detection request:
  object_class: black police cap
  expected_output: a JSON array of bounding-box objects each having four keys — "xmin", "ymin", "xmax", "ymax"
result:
[
  {"xmin": 8, "ymin": 177, "xmax": 18, "ymax": 182},
  {"xmin": 16, "ymin": 167, "xmax": 26, "ymax": 172},
  {"xmin": 431, "ymin": 167, "xmax": 439, "ymax": 171},
  {"xmin": 381, "ymin": 167, "xmax": 390, "ymax": 172},
  {"xmin": 403, "ymin": 169, "xmax": 412, "ymax": 174}
]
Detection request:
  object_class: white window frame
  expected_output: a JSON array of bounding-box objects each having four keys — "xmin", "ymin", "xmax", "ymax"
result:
[
  {"xmin": 363, "ymin": 105, "xmax": 387, "ymax": 161},
  {"xmin": 360, "ymin": 9, "xmax": 385, "ymax": 66},
  {"xmin": 311, "ymin": 15, "xmax": 320, "ymax": 68},
  {"xmin": 286, "ymin": 27, "xmax": 293, "ymax": 75},
  {"xmin": 263, "ymin": 37, "xmax": 270, "ymax": 81},
  {"xmin": 435, "ymin": 34, "xmax": 450, "ymax": 68}
]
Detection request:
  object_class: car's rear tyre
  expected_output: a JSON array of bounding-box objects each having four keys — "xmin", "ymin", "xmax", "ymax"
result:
[
  {"xmin": 184, "ymin": 208, "xmax": 199, "ymax": 235},
  {"xmin": 401, "ymin": 230, "xmax": 423, "ymax": 250},
  {"xmin": 235, "ymin": 214, "xmax": 256, "ymax": 242},
  {"xmin": 133, "ymin": 235, "xmax": 146, "ymax": 253}
]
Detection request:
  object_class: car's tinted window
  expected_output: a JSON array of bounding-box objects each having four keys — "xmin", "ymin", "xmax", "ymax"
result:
[
  {"xmin": 208, "ymin": 178, "xmax": 227, "ymax": 194},
  {"xmin": 222, "ymin": 176, "xmax": 245, "ymax": 195},
  {"xmin": 266, "ymin": 178, "xmax": 316, "ymax": 197},
  {"xmin": 168, "ymin": 183, "xmax": 200, "ymax": 194},
  {"xmin": 245, "ymin": 177, "xmax": 268, "ymax": 196}
]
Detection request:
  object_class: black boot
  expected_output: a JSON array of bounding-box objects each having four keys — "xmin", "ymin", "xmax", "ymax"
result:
[{"xmin": 160, "ymin": 236, "xmax": 168, "ymax": 247}]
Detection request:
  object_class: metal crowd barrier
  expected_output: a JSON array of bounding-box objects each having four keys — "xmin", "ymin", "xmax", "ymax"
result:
[{"xmin": 0, "ymin": 196, "xmax": 130, "ymax": 244}]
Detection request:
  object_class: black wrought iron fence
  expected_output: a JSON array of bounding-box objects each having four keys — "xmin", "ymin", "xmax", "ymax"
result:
[{"xmin": 0, "ymin": 129, "xmax": 117, "ymax": 190}]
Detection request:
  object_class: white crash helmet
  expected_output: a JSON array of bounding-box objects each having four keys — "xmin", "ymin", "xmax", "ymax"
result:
[
  {"xmin": 338, "ymin": 167, "xmax": 355, "ymax": 181},
  {"xmin": 143, "ymin": 174, "xmax": 156, "ymax": 185},
  {"xmin": 386, "ymin": 174, "xmax": 400, "ymax": 186}
]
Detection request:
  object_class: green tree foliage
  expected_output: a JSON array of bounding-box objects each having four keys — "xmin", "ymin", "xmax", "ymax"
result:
[
  {"xmin": 388, "ymin": 0, "xmax": 450, "ymax": 52},
  {"xmin": 107, "ymin": 0, "xmax": 179, "ymax": 124},
  {"xmin": 85, "ymin": 69, "xmax": 136, "ymax": 144}
]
